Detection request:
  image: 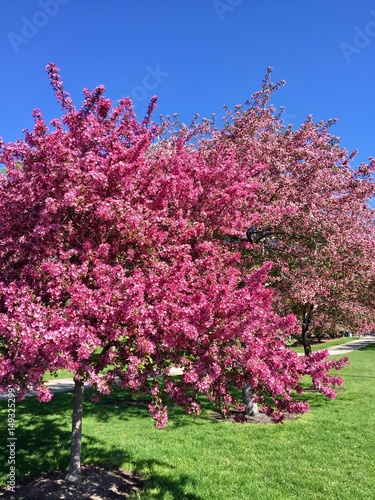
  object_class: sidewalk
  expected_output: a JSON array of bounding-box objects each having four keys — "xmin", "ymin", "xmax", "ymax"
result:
[
  {"xmin": 324, "ymin": 336, "xmax": 375, "ymax": 356},
  {"xmin": 0, "ymin": 368, "xmax": 184, "ymax": 400},
  {"xmin": 1, "ymin": 337, "xmax": 374, "ymax": 400}
]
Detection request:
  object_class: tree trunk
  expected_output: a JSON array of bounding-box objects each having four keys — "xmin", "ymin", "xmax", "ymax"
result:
[
  {"xmin": 242, "ymin": 384, "xmax": 258, "ymax": 416},
  {"xmin": 301, "ymin": 304, "xmax": 314, "ymax": 356},
  {"xmin": 66, "ymin": 379, "xmax": 84, "ymax": 483}
]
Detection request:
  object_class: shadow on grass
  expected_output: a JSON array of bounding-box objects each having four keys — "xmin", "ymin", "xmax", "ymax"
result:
[
  {"xmin": 88, "ymin": 384, "xmax": 221, "ymax": 430},
  {"xmin": 358, "ymin": 343, "xmax": 375, "ymax": 351},
  {"xmin": 0, "ymin": 392, "xmax": 73, "ymax": 482},
  {"xmin": 82, "ymin": 438, "xmax": 202, "ymax": 499},
  {"xmin": 1, "ymin": 376, "xmax": 350, "ymax": 496},
  {"xmin": 0, "ymin": 391, "xmax": 203, "ymax": 499},
  {"xmin": 87, "ymin": 387, "xmax": 152, "ymax": 424}
]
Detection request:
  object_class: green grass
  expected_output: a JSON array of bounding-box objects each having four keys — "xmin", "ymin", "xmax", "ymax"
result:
[
  {"xmin": 1, "ymin": 345, "xmax": 375, "ymax": 499},
  {"xmin": 43, "ymin": 370, "xmax": 75, "ymax": 380},
  {"xmin": 292, "ymin": 336, "xmax": 356, "ymax": 354}
]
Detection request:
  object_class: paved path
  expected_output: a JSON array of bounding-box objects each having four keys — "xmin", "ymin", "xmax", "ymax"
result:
[
  {"xmin": 1, "ymin": 337, "xmax": 374, "ymax": 400},
  {"xmin": 324, "ymin": 336, "xmax": 375, "ymax": 355}
]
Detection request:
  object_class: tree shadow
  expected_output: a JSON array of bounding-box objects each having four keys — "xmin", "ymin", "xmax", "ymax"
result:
[
  {"xmin": 86, "ymin": 386, "xmax": 152, "ymax": 424},
  {"xmin": 87, "ymin": 385, "xmax": 222, "ymax": 430},
  {"xmin": 0, "ymin": 392, "xmax": 73, "ymax": 482},
  {"xmin": 0, "ymin": 392, "xmax": 203, "ymax": 499},
  {"xmin": 83, "ymin": 443, "xmax": 202, "ymax": 499},
  {"xmin": 358, "ymin": 343, "xmax": 375, "ymax": 351},
  {"xmin": 290, "ymin": 387, "xmax": 343, "ymax": 410}
]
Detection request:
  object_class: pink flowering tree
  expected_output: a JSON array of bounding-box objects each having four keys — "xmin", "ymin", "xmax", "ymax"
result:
[
  {"xmin": 208, "ymin": 68, "xmax": 375, "ymax": 355},
  {"xmin": 0, "ymin": 64, "xmax": 348, "ymax": 481}
]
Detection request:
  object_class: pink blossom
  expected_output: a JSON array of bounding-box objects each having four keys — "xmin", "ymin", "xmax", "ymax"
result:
[
  {"xmin": 37, "ymin": 386, "xmax": 53, "ymax": 403},
  {"xmin": 0, "ymin": 64, "xmax": 367, "ymax": 431}
]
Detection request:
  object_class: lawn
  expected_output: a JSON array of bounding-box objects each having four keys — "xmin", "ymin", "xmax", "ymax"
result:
[
  {"xmin": 1, "ymin": 345, "xmax": 374, "ymax": 499},
  {"xmin": 291, "ymin": 336, "xmax": 356, "ymax": 354},
  {"xmin": 43, "ymin": 370, "xmax": 75, "ymax": 381}
]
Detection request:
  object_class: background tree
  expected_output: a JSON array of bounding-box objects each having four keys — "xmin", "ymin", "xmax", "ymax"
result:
[
  {"xmin": 208, "ymin": 68, "xmax": 375, "ymax": 355},
  {"xmin": 0, "ymin": 64, "xmax": 348, "ymax": 482}
]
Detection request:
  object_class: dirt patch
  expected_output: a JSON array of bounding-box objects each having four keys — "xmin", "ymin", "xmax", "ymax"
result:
[
  {"xmin": 210, "ymin": 409, "xmax": 275, "ymax": 424},
  {"xmin": 0, "ymin": 466, "xmax": 145, "ymax": 499},
  {"xmin": 210, "ymin": 409, "xmax": 298, "ymax": 424},
  {"xmin": 103, "ymin": 399, "xmax": 149, "ymax": 407}
]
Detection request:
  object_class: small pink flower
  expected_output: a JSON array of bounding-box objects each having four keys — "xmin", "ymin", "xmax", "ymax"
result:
[{"xmin": 37, "ymin": 386, "xmax": 53, "ymax": 403}]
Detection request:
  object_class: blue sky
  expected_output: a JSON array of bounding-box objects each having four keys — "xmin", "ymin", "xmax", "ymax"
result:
[{"xmin": 1, "ymin": 0, "xmax": 374, "ymax": 166}]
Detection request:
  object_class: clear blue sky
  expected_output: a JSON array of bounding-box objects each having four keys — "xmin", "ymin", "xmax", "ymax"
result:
[{"xmin": 1, "ymin": 0, "xmax": 374, "ymax": 166}]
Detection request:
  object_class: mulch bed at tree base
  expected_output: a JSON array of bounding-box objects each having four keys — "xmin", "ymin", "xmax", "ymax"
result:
[
  {"xmin": 0, "ymin": 466, "xmax": 145, "ymax": 499},
  {"xmin": 210, "ymin": 409, "xmax": 299, "ymax": 424}
]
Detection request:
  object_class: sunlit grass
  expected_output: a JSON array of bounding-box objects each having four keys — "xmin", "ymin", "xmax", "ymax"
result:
[
  {"xmin": 1, "ymin": 345, "xmax": 374, "ymax": 499},
  {"xmin": 43, "ymin": 370, "xmax": 75, "ymax": 380},
  {"xmin": 292, "ymin": 336, "xmax": 356, "ymax": 354}
]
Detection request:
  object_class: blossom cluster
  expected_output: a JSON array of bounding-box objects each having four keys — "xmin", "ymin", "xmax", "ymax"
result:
[{"xmin": 0, "ymin": 63, "xmax": 366, "ymax": 427}]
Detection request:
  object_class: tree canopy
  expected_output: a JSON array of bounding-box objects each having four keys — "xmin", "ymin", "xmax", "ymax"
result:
[
  {"xmin": 1, "ymin": 64, "xmax": 365, "ymax": 479},
  {"xmin": 208, "ymin": 69, "xmax": 375, "ymax": 353}
]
